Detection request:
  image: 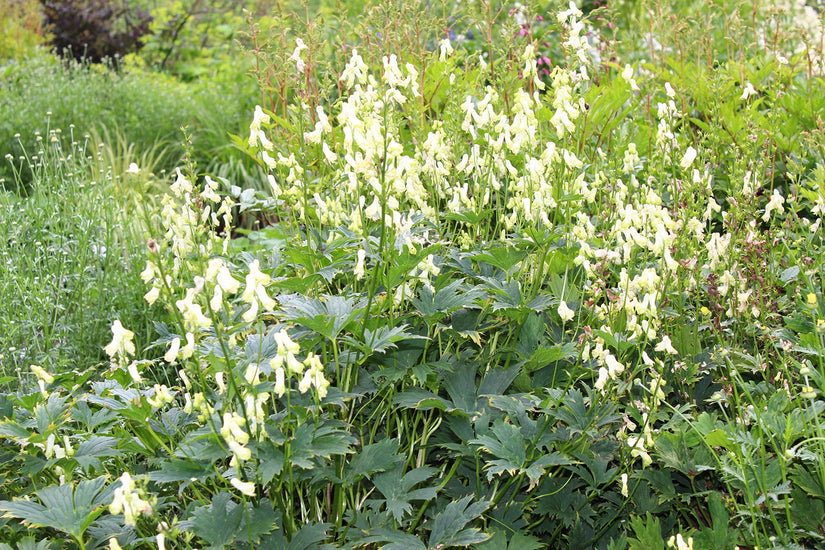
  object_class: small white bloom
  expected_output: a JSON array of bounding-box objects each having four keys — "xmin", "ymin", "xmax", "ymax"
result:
[
  {"xmin": 126, "ymin": 162, "xmax": 140, "ymax": 175},
  {"xmin": 667, "ymin": 534, "xmax": 694, "ymax": 550},
  {"xmin": 679, "ymin": 146, "xmax": 697, "ymax": 170},
  {"xmin": 127, "ymin": 361, "xmax": 142, "ymax": 384},
  {"xmin": 164, "ymin": 337, "xmax": 181, "ymax": 363},
  {"xmin": 762, "ymin": 188, "xmax": 785, "ymax": 222},
  {"xmin": 740, "ymin": 81, "xmax": 757, "ymax": 100},
  {"xmin": 273, "ymin": 366, "xmax": 286, "ymax": 397},
  {"xmin": 557, "ymin": 301, "xmax": 575, "ymax": 323},
  {"xmin": 104, "ymin": 320, "xmax": 136, "ymax": 359},
  {"xmin": 216, "ymin": 265, "xmax": 241, "ymax": 293},
  {"xmin": 144, "ymin": 286, "xmax": 160, "ymax": 305},
  {"xmin": 439, "ymin": 38, "xmax": 454, "ymax": 62},
  {"xmin": 231, "ymin": 477, "xmax": 256, "ymax": 497},
  {"xmin": 289, "ymin": 38, "xmax": 307, "ymax": 73},
  {"xmin": 354, "ymin": 248, "xmax": 367, "ymax": 280},
  {"xmin": 655, "ymin": 335, "xmax": 678, "ymax": 355},
  {"xmin": 298, "ymin": 369, "xmax": 313, "ymax": 393},
  {"xmin": 109, "ymin": 473, "xmax": 152, "ymax": 526}
]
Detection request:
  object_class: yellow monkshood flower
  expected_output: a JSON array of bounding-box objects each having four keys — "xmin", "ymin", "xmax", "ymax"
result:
[
  {"xmin": 557, "ymin": 301, "xmax": 575, "ymax": 323},
  {"xmin": 30, "ymin": 364, "xmax": 54, "ymax": 384},
  {"xmin": 109, "ymin": 472, "xmax": 152, "ymax": 526},
  {"xmin": 104, "ymin": 320, "xmax": 136, "ymax": 359},
  {"xmin": 231, "ymin": 477, "xmax": 256, "ymax": 497}
]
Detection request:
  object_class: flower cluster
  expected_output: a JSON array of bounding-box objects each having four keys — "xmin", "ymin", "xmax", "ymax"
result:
[
  {"xmin": 109, "ymin": 472, "xmax": 153, "ymax": 526},
  {"xmin": 270, "ymin": 329, "xmax": 330, "ymax": 399}
]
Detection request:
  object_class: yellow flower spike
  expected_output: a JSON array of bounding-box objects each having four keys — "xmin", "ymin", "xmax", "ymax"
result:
[{"xmin": 807, "ymin": 293, "xmax": 818, "ymax": 308}]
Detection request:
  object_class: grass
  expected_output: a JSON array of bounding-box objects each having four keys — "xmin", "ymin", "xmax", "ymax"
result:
[{"xmin": 0, "ymin": 127, "xmax": 158, "ymax": 379}]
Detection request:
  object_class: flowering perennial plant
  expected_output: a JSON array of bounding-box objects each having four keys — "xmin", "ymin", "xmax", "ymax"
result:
[{"xmin": 5, "ymin": 0, "xmax": 825, "ymax": 548}]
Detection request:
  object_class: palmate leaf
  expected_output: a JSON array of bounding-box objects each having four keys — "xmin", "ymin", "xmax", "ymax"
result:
[
  {"xmin": 411, "ymin": 278, "xmax": 485, "ymax": 319},
  {"xmin": 0, "ymin": 476, "xmax": 113, "ymax": 541},
  {"xmin": 73, "ymin": 435, "xmax": 122, "ymax": 470},
  {"xmin": 279, "ymin": 294, "xmax": 362, "ymax": 340},
  {"xmin": 357, "ymin": 528, "xmax": 426, "ymax": 550},
  {"xmin": 426, "ymin": 495, "xmax": 491, "ymax": 549},
  {"xmin": 289, "ymin": 422, "xmax": 355, "ymax": 469},
  {"xmin": 392, "ymin": 389, "xmax": 450, "ymax": 411},
  {"xmin": 471, "ymin": 246, "xmax": 528, "ymax": 274},
  {"xmin": 372, "ymin": 465, "xmax": 439, "ymax": 522},
  {"xmin": 0, "ymin": 420, "xmax": 32, "ymax": 443},
  {"xmin": 345, "ymin": 325, "xmax": 427, "ymax": 356},
  {"xmin": 474, "ymin": 529, "xmax": 544, "ymax": 550},
  {"xmin": 471, "ymin": 421, "xmax": 526, "ymax": 480},
  {"xmin": 0, "ymin": 536, "xmax": 54, "ymax": 550},
  {"xmin": 187, "ymin": 493, "xmax": 278, "ymax": 550},
  {"xmin": 344, "ymin": 439, "xmax": 403, "ymax": 484},
  {"xmin": 479, "ymin": 277, "xmax": 522, "ymax": 311},
  {"xmin": 259, "ymin": 521, "xmax": 331, "ymax": 550},
  {"xmin": 148, "ymin": 458, "xmax": 216, "ymax": 484}
]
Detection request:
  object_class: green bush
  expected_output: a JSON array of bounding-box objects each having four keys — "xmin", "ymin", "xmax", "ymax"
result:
[{"xmin": 0, "ymin": 52, "xmax": 252, "ymax": 189}]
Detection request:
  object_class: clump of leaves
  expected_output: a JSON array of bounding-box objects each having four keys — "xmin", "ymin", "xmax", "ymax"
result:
[{"xmin": 40, "ymin": 0, "xmax": 152, "ymax": 66}]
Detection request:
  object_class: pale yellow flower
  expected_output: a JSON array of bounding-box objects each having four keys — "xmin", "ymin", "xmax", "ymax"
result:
[
  {"xmin": 30, "ymin": 364, "xmax": 54, "ymax": 384},
  {"xmin": 740, "ymin": 81, "xmax": 757, "ymax": 100},
  {"xmin": 104, "ymin": 320, "xmax": 136, "ymax": 359},
  {"xmin": 667, "ymin": 534, "xmax": 694, "ymax": 550},
  {"xmin": 679, "ymin": 146, "xmax": 697, "ymax": 170},
  {"xmin": 354, "ymin": 249, "xmax": 367, "ymax": 280},
  {"xmin": 557, "ymin": 301, "xmax": 575, "ymax": 323},
  {"xmin": 231, "ymin": 477, "xmax": 256, "ymax": 497},
  {"xmin": 655, "ymin": 335, "xmax": 678, "ymax": 355},
  {"xmin": 144, "ymin": 286, "xmax": 160, "ymax": 305},
  {"xmin": 109, "ymin": 473, "xmax": 152, "ymax": 526},
  {"xmin": 164, "ymin": 338, "xmax": 181, "ymax": 363}
]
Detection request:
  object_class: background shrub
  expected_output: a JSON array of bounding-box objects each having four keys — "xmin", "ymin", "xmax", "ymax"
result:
[
  {"xmin": 0, "ymin": 0, "xmax": 47, "ymax": 59},
  {"xmin": 40, "ymin": 0, "xmax": 153, "ymax": 65},
  {"xmin": 0, "ymin": 52, "xmax": 252, "ymax": 189}
]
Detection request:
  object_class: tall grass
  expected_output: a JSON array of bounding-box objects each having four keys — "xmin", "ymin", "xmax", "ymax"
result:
[{"xmin": 0, "ymin": 127, "xmax": 160, "ymax": 379}]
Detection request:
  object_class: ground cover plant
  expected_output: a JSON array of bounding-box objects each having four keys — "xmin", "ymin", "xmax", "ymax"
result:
[{"xmin": 3, "ymin": 0, "xmax": 825, "ymax": 548}]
